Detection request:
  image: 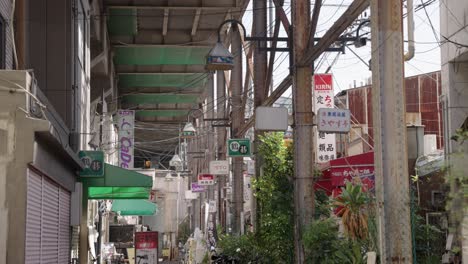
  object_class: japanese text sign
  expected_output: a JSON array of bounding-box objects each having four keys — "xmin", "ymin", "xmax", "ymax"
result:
[
  {"xmin": 317, "ymin": 108, "xmax": 351, "ymax": 133},
  {"xmin": 313, "ymin": 74, "xmax": 336, "ymax": 163},
  {"xmin": 228, "ymin": 139, "xmax": 251, "ymax": 157},
  {"xmin": 209, "ymin": 160, "xmax": 229, "ymax": 175},
  {"xmin": 79, "ymin": 151, "xmax": 104, "ymax": 177},
  {"xmin": 198, "ymin": 174, "xmax": 215, "ymax": 185},
  {"xmin": 135, "ymin": 231, "xmax": 158, "ymax": 264}
]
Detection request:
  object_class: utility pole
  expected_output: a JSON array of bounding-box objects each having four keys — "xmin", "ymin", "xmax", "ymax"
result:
[
  {"xmin": 216, "ymin": 71, "xmax": 227, "ymax": 230},
  {"xmin": 371, "ymin": 0, "xmax": 413, "ymax": 262},
  {"xmin": 252, "ymin": 0, "xmax": 267, "ymax": 232},
  {"xmin": 292, "ymin": 0, "xmax": 313, "ymax": 261},
  {"xmin": 231, "ymin": 25, "xmax": 244, "ymax": 235},
  {"xmin": 206, "ymin": 75, "xmax": 216, "ymax": 232}
]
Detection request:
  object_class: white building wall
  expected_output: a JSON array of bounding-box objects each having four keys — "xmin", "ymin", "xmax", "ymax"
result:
[{"xmin": 440, "ymin": 0, "xmax": 468, "ymax": 261}]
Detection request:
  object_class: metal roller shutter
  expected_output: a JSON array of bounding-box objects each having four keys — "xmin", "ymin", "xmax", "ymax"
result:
[
  {"xmin": 59, "ymin": 188, "xmax": 71, "ymax": 263},
  {"xmin": 25, "ymin": 171, "xmax": 42, "ymax": 263},
  {"xmin": 25, "ymin": 169, "xmax": 71, "ymax": 264},
  {"xmin": 42, "ymin": 178, "xmax": 59, "ymax": 263}
]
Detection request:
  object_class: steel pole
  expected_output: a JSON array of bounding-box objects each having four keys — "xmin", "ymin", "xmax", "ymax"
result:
[
  {"xmin": 231, "ymin": 25, "xmax": 244, "ymax": 235},
  {"xmin": 292, "ymin": 0, "xmax": 313, "ymax": 260},
  {"xmin": 253, "ymin": 0, "xmax": 268, "ymax": 232},
  {"xmin": 216, "ymin": 71, "xmax": 227, "ymax": 230},
  {"xmin": 371, "ymin": 0, "xmax": 413, "ymax": 262}
]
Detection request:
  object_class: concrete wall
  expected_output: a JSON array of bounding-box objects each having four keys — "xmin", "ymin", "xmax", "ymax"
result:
[
  {"xmin": 0, "ymin": 71, "xmax": 48, "ymax": 263},
  {"xmin": 26, "ymin": 0, "xmax": 91, "ymax": 147},
  {"xmin": 440, "ymin": 0, "xmax": 468, "ymax": 261}
]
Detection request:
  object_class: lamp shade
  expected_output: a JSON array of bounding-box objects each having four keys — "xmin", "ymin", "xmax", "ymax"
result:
[
  {"xmin": 181, "ymin": 122, "xmax": 196, "ymax": 138},
  {"xmin": 206, "ymin": 42, "xmax": 234, "ymax": 71},
  {"xmin": 169, "ymin": 154, "xmax": 182, "ymax": 167}
]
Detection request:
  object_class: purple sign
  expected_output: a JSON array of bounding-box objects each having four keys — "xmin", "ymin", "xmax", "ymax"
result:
[{"xmin": 191, "ymin": 183, "xmax": 206, "ymax": 193}]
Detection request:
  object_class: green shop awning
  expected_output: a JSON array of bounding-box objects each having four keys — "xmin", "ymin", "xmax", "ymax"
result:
[
  {"xmin": 88, "ymin": 187, "xmax": 150, "ymax": 199},
  {"xmin": 82, "ymin": 164, "xmax": 153, "ymax": 200},
  {"xmin": 112, "ymin": 199, "xmax": 158, "ymax": 216}
]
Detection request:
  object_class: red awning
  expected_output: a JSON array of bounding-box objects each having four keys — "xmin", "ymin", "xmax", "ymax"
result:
[{"xmin": 317, "ymin": 152, "xmax": 375, "ymax": 189}]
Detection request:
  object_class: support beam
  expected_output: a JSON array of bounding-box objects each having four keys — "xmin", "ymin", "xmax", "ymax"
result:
[
  {"xmin": 237, "ymin": 0, "xmax": 368, "ymax": 134},
  {"xmin": 371, "ymin": 0, "xmax": 412, "ymax": 262},
  {"xmin": 263, "ymin": 7, "xmax": 282, "ymax": 98},
  {"xmin": 300, "ymin": 0, "xmax": 369, "ymax": 66},
  {"xmin": 191, "ymin": 9, "xmax": 202, "ymax": 36},
  {"xmin": 252, "ymin": 0, "xmax": 268, "ymax": 233},
  {"xmin": 216, "ymin": 71, "xmax": 227, "ymax": 230},
  {"xmin": 292, "ymin": 0, "xmax": 313, "ymax": 261},
  {"xmin": 272, "ymin": 0, "xmax": 291, "ymax": 36},
  {"xmin": 230, "ymin": 26, "xmax": 244, "ymax": 235},
  {"xmin": 308, "ymin": 0, "xmax": 322, "ymax": 48}
]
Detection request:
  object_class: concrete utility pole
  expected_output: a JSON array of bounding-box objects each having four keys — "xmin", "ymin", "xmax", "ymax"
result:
[
  {"xmin": 216, "ymin": 71, "xmax": 227, "ymax": 229},
  {"xmin": 252, "ymin": 0, "xmax": 268, "ymax": 232},
  {"xmin": 291, "ymin": 0, "xmax": 314, "ymax": 261},
  {"xmin": 231, "ymin": 25, "xmax": 244, "ymax": 235},
  {"xmin": 370, "ymin": 0, "xmax": 413, "ymax": 262}
]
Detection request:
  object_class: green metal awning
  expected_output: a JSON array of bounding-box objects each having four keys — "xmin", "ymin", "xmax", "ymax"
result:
[
  {"xmin": 112, "ymin": 199, "xmax": 158, "ymax": 216},
  {"xmin": 136, "ymin": 110, "xmax": 189, "ymax": 118},
  {"xmin": 107, "ymin": 8, "xmax": 138, "ymax": 36},
  {"xmin": 82, "ymin": 164, "xmax": 153, "ymax": 200},
  {"xmin": 118, "ymin": 73, "xmax": 207, "ymax": 89},
  {"xmin": 122, "ymin": 94, "xmax": 199, "ymax": 105},
  {"xmin": 113, "ymin": 46, "xmax": 211, "ymax": 65},
  {"xmin": 88, "ymin": 187, "xmax": 150, "ymax": 199}
]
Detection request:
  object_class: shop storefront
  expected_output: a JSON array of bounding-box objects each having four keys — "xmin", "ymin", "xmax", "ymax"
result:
[{"xmin": 315, "ymin": 152, "xmax": 375, "ymax": 196}]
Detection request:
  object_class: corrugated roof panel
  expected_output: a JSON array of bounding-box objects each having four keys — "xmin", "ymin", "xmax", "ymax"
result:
[
  {"xmin": 108, "ymin": 8, "xmax": 138, "ymax": 36},
  {"xmin": 113, "ymin": 46, "xmax": 211, "ymax": 65},
  {"xmin": 122, "ymin": 94, "xmax": 199, "ymax": 104},
  {"xmin": 136, "ymin": 109, "xmax": 189, "ymax": 117},
  {"xmin": 118, "ymin": 73, "xmax": 206, "ymax": 88}
]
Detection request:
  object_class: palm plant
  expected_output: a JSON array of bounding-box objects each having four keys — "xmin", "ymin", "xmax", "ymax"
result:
[{"xmin": 334, "ymin": 182, "xmax": 370, "ymax": 240}]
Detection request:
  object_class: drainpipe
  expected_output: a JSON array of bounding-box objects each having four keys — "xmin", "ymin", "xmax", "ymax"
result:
[{"xmin": 404, "ymin": 0, "xmax": 415, "ymax": 61}]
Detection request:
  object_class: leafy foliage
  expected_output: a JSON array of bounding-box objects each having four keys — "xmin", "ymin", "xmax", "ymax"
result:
[
  {"xmin": 254, "ymin": 133, "xmax": 295, "ymax": 263},
  {"xmin": 303, "ymin": 218, "xmax": 365, "ymax": 264},
  {"xmin": 413, "ymin": 213, "xmax": 445, "ymax": 264},
  {"xmin": 217, "ymin": 233, "xmax": 266, "ymax": 263},
  {"xmin": 333, "ymin": 182, "xmax": 370, "ymax": 240}
]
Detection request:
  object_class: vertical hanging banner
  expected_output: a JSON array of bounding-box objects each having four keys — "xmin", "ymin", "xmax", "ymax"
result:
[
  {"xmin": 118, "ymin": 110, "xmax": 135, "ymax": 169},
  {"xmin": 313, "ymin": 74, "xmax": 336, "ymax": 163},
  {"xmin": 135, "ymin": 231, "xmax": 158, "ymax": 264}
]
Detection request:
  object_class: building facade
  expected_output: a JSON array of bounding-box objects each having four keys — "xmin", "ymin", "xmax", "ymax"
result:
[
  {"xmin": 0, "ymin": 0, "xmax": 94, "ymax": 263},
  {"xmin": 335, "ymin": 71, "xmax": 444, "ymax": 157},
  {"xmin": 440, "ymin": 0, "xmax": 468, "ymax": 261}
]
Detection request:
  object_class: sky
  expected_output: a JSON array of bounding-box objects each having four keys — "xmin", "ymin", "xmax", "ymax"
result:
[{"xmin": 241, "ymin": 0, "xmax": 441, "ymax": 97}]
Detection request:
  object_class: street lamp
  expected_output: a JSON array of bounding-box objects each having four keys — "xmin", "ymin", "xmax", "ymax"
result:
[
  {"xmin": 206, "ymin": 19, "xmax": 247, "ymax": 71},
  {"xmin": 180, "ymin": 109, "xmax": 204, "ymax": 139}
]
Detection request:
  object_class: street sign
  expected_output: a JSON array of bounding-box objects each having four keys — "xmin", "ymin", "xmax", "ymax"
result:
[
  {"xmin": 191, "ymin": 183, "xmax": 206, "ymax": 193},
  {"xmin": 227, "ymin": 139, "xmax": 251, "ymax": 157},
  {"xmin": 135, "ymin": 231, "xmax": 158, "ymax": 264},
  {"xmin": 317, "ymin": 108, "xmax": 351, "ymax": 133},
  {"xmin": 209, "ymin": 160, "xmax": 229, "ymax": 175},
  {"xmin": 79, "ymin": 151, "xmax": 104, "ymax": 177},
  {"xmin": 255, "ymin": 107, "xmax": 289, "ymax": 131},
  {"xmin": 247, "ymin": 160, "xmax": 255, "ymax": 175},
  {"xmin": 198, "ymin": 174, "xmax": 215, "ymax": 185}
]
